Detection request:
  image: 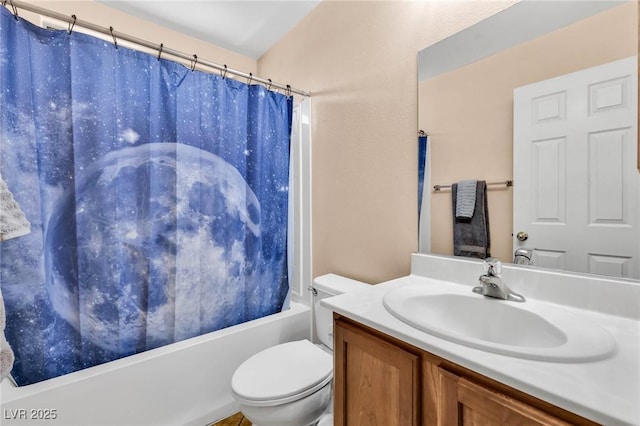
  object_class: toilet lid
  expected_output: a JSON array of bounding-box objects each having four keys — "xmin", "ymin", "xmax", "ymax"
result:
[{"xmin": 231, "ymin": 340, "xmax": 333, "ymax": 406}]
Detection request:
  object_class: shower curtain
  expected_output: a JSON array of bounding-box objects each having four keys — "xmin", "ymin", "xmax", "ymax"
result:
[
  {"xmin": 418, "ymin": 134, "xmax": 429, "ymax": 252},
  {"xmin": 418, "ymin": 134, "xmax": 428, "ymax": 219},
  {"xmin": 0, "ymin": 7, "xmax": 292, "ymax": 386}
]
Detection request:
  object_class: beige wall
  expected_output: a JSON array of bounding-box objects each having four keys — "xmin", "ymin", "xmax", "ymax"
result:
[
  {"xmin": 420, "ymin": 2, "xmax": 637, "ymax": 263},
  {"xmin": 259, "ymin": 1, "xmax": 517, "ymax": 284},
  {"xmin": 21, "ymin": 1, "xmax": 256, "ymax": 75}
]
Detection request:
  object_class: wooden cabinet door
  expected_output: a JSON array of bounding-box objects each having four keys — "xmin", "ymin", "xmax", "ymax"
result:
[
  {"xmin": 334, "ymin": 318, "xmax": 420, "ymax": 426},
  {"xmin": 438, "ymin": 368, "xmax": 573, "ymax": 426}
]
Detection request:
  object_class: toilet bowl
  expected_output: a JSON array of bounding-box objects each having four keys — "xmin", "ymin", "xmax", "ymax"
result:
[{"xmin": 231, "ymin": 274, "xmax": 368, "ymax": 426}]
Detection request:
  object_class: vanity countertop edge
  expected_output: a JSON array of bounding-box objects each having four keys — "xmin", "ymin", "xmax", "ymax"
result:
[{"xmin": 322, "ymin": 255, "xmax": 640, "ymax": 426}]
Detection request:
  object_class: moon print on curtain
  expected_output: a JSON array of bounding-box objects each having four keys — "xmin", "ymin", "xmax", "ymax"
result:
[{"xmin": 0, "ymin": 7, "xmax": 292, "ymax": 386}]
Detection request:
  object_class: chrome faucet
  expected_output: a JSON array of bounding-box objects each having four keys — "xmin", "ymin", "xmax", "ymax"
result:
[
  {"xmin": 513, "ymin": 248, "xmax": 533, "ymax": 265},
  {"xmin": 473, "ymin": 258, "xmax": 525, "ymax": 302}
]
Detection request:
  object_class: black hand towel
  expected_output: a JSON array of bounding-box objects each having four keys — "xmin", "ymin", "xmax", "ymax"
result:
[{"xmin": 452, "ymin": 180, "xmax": 490, "ymax": 259}]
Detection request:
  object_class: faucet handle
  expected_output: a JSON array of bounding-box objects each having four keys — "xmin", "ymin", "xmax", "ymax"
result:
[
  {"xmin": 514, "ymin": 248, "xmax": 533, "ymax": 265},
  {"xmin": 483, "ymin": 258, "xmax": 502, "ymax": 276}
]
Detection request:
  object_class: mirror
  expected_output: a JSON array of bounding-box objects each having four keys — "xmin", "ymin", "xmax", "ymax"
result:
[{"xmin": 418, "ymin": 0, "xmax": 639, "ymax": 280}]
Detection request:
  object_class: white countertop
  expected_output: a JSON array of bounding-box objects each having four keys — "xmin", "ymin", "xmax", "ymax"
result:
[{"xmin": 322, "ymin": 255, "xmax": 640, "ymax": 426}]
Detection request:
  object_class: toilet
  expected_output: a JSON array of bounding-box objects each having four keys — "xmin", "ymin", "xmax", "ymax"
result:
[{"xmin": 231, "ymin": 274, "xmax": 368, "ymax": 426}]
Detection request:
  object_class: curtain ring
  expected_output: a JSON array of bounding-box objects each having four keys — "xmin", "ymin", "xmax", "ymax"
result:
[
  {"xmin": 286, "ymin": 84, "xmax": 292, "ymax": 98},
  {"xmin": 109, "ymin": 26, "xmax": 118, "ymax": 49},
  {"xmin": 67, "ymin": 15, "xmax": 77, "ymax": 35},
  {"xmin": 9, "ymin": 0, "xmax": 18, "ymax": 20},
  {"xmin": 267, "ymin": 79, "xmax": 272, "ymax": 91},
  {"xmin": 222, "ymin": 65, "xmax": 228, "ymax": 79},
  {"xmin": 247, "ymin": 72, "xmax": 253, "ymax": 85},
  {"xmin": 190, "ymin": 54, "xmax": 198, "ymax": 72},
  {"xmin": 157, "ymin": 43, "xmax": 163, "ymax": 61}
]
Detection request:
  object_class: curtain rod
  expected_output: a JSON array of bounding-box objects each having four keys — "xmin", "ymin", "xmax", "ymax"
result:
[{"xmin": 4, "ymin": 0, "xmax": 311, "ymax": 97}]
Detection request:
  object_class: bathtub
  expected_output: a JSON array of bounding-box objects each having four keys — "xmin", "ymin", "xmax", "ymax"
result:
[{"xmin": 0, "ymin": 302, "xmax": 310, "ymax": 426}]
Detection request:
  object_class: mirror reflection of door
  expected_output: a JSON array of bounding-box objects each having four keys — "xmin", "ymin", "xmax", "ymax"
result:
[{"xmin": 513, "ymin": 56, "xmax": 639, "ymax": 279}]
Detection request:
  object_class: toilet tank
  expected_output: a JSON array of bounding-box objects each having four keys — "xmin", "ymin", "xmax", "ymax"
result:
[{"xmin": 312, "ymin": 274, "xmax": 369, "ymax": 350}]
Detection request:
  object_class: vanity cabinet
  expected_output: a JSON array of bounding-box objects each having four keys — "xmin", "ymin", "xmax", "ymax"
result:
[
  {"xmin": 438, "ymin": 369, "xmax": 572, "ymax": 425},
  {"xmin": 333, "ymin": 315, "xmax": 599, "ymax": 426},
  {"xmin": 333, "ymin": 316, "xmax": 421, "ymax": 426}
]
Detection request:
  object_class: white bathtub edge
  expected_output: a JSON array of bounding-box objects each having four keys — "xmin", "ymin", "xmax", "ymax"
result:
[{"xmin": 0, "ymin": 302, "xmax": 311, "ymax": 426}]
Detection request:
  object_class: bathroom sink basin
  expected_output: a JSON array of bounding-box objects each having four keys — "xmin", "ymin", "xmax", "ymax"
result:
[{"xmin": 382, "ymin": 284, "xmax": 616, "ymax": 362}]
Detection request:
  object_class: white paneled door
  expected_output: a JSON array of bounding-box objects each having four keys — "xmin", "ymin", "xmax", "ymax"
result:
[{"xmin": 514, "ymin": 56, "xmax": 639, "ymax": 279}]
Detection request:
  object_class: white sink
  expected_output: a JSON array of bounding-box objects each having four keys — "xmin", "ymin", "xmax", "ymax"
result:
[{"xmin": 382, "ymin": 284, "xmax": 617, "ymax": 362}]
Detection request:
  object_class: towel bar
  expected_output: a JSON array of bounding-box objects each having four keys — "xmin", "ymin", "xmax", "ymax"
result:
[{"xmin": 433, "ymin": 180, "xmax": 513, "ymax": 192}]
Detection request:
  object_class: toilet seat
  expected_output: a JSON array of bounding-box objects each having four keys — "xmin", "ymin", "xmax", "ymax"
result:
[{"xmin": 231, "ymin": 340, "xmax": 333, "ymax": 407}]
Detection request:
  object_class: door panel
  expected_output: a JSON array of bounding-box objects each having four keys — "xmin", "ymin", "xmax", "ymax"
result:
[
  {"xmin": 334, "ymin": 318, "xmax": 420, "ymax": 426},
  {"xmin": 438, "ymin": 368, "xmax": 572, "ymax": 426},
  {"xmin": 514, "ymin": 56, "xmax": 639, "ymax": 278}
]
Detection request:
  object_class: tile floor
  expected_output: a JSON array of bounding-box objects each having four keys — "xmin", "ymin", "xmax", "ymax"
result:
[
  {"xmin": 210, "ymin": 412, "xmax": 252, "ymax": 426},
  {"xmin": 211, "ymin": 411, "xmax": 333, "ymax": 425}
]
